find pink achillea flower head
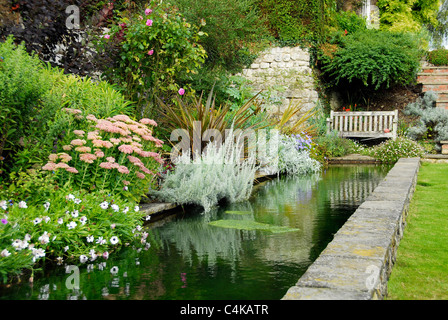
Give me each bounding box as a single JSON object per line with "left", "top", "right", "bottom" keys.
{"left": 118, "top": 165, "right": 130, "bottom": 174}
{"left": 136, "top": 172, "right": 146, "bottom": 179}
{"left": 106, "top": 157, "right": 116, "bottom": 163}
{"left": 59, "top": 153, "right": 72, "bottom": 163}
{"left": 92, "top": 139, "right": 105, "bottom": 147}
{"left": 178, "top": 88, "right": 185, "bottom": 96}
{"left": 146, "top": 19, "right": 153, "bottom": 26}
{"left": 102, "top": 141, "right": 114, "bottom": 149}
{"left": 118, "top": 144, "right": 134, "bottom": 154}
{"left": 49, "top": 154, "right": 58, "bottom": 162}
{"left": 86, "top": 114, "right": 98, "bottom": 122}
{"left": 110, "top": 138, "right": 121, "bottom": 145}
{"left": 55, "top": 162, "right": 70, "bottom": 169}
{"left": 145, "top": 8, "right": 152, "bottom": 15}
{"left": 140, "top": 118, "right": 157, "bottom": 126}
{"left": 79, "top": 153, "right": 97, "bottom": 163}
{"left": 73, "top": 130, "right": 85, "bottom": 136}
{"left": 71, "top": 139, "right": 86, "bottom": 146}
{"left": 62, "top": 145, "right": 73, "bottom": 151}
{"left": 113, "top": 115, "right": 131, "bottom": 122}
{"left": 75, "top": 146, "right": 92, "bottom": 153}
{"left": 100, "top": 162, "right": 116, "bottom": 170}
{"left": 94, "top": 149, "right": 105, "bottom": 158}
{"left": 147, "top": 49, "right": 154, "bottom": 56}
{"left": 66, "top": 167, "right": 79, "bottom": 174}
{"left": 122, "top": 180, "right": 130, "bottom": 186}
{"left": 42, "top": 162, "right": 57, "bottom": 171}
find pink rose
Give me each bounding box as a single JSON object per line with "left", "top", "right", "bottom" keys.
{"left": 146, "top": 19, "right": 153, "bottom": 26}
{"left": 178, "top": 88, "right": 185, "bottom": 96}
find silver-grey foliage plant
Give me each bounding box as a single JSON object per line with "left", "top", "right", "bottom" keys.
{"left": 152, "top": 129, "right": 257, "bottom": 214}
{"left": 404, "top": 91, "right": 448, "bottom": 148}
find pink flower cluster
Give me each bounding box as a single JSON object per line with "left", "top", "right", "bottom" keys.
{"left": 42, "top": 153, "right": 78, "bottom": 173}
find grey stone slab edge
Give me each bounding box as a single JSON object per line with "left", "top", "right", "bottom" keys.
{"left": 282, "top": 157, "right": 421, "bottom": 300}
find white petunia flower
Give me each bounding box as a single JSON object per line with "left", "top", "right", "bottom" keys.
{"left": 1, "top": 249, "right": 11, "bottom": 257}
{"left": 1, "top": 200, "right": 8, "bottom": 210}
{"left": 100, "top": 201, "right": 109, "bottom": 209}
{"left": 86, "top": 235, "right": 94, "bottom": 243}
{"left": 38, "top": 231, "right": 50, "bottom": 244}
{"left": 111, "top": 204, "right": 119, "bottom": 212}
{"left": 71, "top": 210, "right": 79, "bottom": 218}
{"left": 79, "top": 255, "right": 88, "bottom": 263}
{"left": 43, "top": 216, "right": 50, "bottom": 223}
{"left": 18, "top": 201, "right": 27, "bottom": 208}
{"left": 64, "top": 246, "right": 69, "bottom": 252}
{"left": 110, "top": 236, "right": 119, "bottom": 245}
{"left": 43, "top": 202, "right": 50, "bottom": 211}
{"left": 57, "top": 218, "right": 63, "bottom": 225}
{"left": 110, "top": 266, "right": 119, "bottom": 274}
{"left": 96, "top": 237, "right": 106, "bottom": 245}
{"left": 79, "top": 216, "right": 87, "bottom": 225}
{"left": 67, "top": 194, "right": 75, "bottom": 201}
{"left": 145, "top": 215, "right": 151, "bottom": 221}
{"left": 33, "top": 217, "right": 42, "bottom": 225}
{"left": 74, "top": 198, "right": 82, "bottom": 204}
{"left": 134, "top": 205, "right": 140, "bottom": 212}
{"left": 67, "top": 221, "right": 77, "bottom": 230}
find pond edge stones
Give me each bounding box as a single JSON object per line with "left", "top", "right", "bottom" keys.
{"left": 282, "top": 158, "right": 421, "bottom": 300}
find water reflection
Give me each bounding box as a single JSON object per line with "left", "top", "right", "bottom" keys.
{"left": 0, "top": 165, "right": 391, "bottom": 300}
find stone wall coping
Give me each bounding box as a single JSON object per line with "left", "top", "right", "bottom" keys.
{"left": 282, "top": 158, "right": 421, "bottom": 300}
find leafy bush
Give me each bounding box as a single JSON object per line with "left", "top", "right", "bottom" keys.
{"left": 333, "top": 10, "right": 367, "bottom": 35}
{"left": 404, "top": 91, "right": 448, "bottom": 148}
{"left": 152, "top": 129, "right": 257, "bottom": 213}
{"left": 312, "top": 132, "right": 365, "bottom": 163}
{"left": 365, "top": 137, "right": 425, "bottom": 163}
{"left": 427, "top": 48, "right": 448, "bottom": 66}
{"left": 0, "top": 37, "right": 52, "bottom": 177}
{"left": 320, "top": 29, "right": 424, "bottom": 90}
{"left": 172, "top": 0, "right": 269, "bottom": 72}
{"left": 277, "top": 134, "right": 322, "bottom": 175}
{"left": 95, "top": 1, "right": 207, "bottom": 117}
{"left": 0, "top": 188, "right": 149, "bottom": 283}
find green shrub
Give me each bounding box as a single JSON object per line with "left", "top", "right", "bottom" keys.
{"left": 0, "top": 37, "right": 52, "bottom": 177}
{"left": 320, "top": 29, "right": 424, "bottom": 90}
{"left": 172, "top": 0, "right": 269, "bottom": 73}
{"left": 334, "top": 10, "right": 367, "bottom": 34}
{"left": 427, "top": 49, "right": 448, "bottom": 66}
{"left": 313, "top": 132, "right": 365, "bottom": 161}
{"left": 94, "top": 0, "right": 207, "bottom": 117}
{"left": 365, "top": 137, "right": 425, "bottom": 163}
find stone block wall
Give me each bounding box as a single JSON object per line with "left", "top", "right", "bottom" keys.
{"left": 240, "top": 46, "right": 319, "bottom": 120}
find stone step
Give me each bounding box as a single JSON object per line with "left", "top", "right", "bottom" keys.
{"left": 417, "top": 74, "right": 448, "bottom": 83}
{"left": 422, "top": 83, "right": 448, "bottom": 91}
{"left": 421, "top": 66, "right": 448, "bottom": 74}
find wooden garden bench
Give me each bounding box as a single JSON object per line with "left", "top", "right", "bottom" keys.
{"left": 326, "top": 110, "right": 398, "bottom": 140}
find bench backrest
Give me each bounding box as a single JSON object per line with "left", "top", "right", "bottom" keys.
{"left": 327, "top": 110, "right": 398, "bottom": 140}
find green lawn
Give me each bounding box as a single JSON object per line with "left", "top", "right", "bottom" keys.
{"left": 387, "top": 162, "right": 448, "bottom": 300}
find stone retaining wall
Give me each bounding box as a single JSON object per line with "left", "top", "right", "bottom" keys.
{"left": 282, "top": 158, "right": 421, "bottom": 300}
{"left": 240, "top": 46, "right": 319, "bottom": 119}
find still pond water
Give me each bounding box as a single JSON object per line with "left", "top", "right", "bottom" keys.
{"left": 0, "top": 165, "right": 391, "bottom": 300}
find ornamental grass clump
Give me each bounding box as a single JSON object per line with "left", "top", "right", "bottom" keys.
{"left": 41, "top": 109, "right": 164, "bottom": 202}
{"left": 0, "top": 191, "right": 151, "bottom": 283}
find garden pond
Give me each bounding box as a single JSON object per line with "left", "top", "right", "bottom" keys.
{"left": 0, "top": 165, "right": 391, "bottom": 300}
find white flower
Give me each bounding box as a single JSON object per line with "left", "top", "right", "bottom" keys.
{"left": 24, "top": 234, "right": 31, "bottom": 241}
{"left": 134, "top": 205, "right": 140, "bottom": 212}
{"left": 56, "top": 257, "right": 63, "bottom": 265}
{"left": 67, "top": 194, "right": 75, "bottom": 201}
{"left": 79, "top": 255, "right": 88, "bottom": 263}
{"left": 18, "top": 201, "right": 27, "bottom": 208}
{"left": 89, "top": 249, "right": 97, "bottom": 261}
{"left": 110, "top": 236, "right": 119, "bottom": 245}
{"left": 57, "top": 218, "right": 63, "bottom": 225}
{"left": 1, "top": 249, "right": 11, "bottom": 257}
{"left": 80, "top": 216, "right": 87, "bottom": 225}
{"left": 103, "top": 251, "right": 109, "bottom": 260}
{"left": 86, "top": 235, "right": 94, "bottom": 243}
{"left": 110, "top": 266, "right": 119, "bottom": 274}
{"left": 74, "top": 198, "right": 82, "bottom": 204}
{"left": 38, "top": 231, "right": 50, "bottom": 244}
{"left": 0, "top": 200, "right": 7, "bottom": 210}
{"left": 96, "top": 237, "right": 106, "bottom": 245}
{"left": 43, "top": 216, "right": 50, "bottom": 223}
{"left": 12, "top": 239, "right": 22, "bottom": 249}
{"left": 31, "top": 248, "right": 45, "bottom": 260}
{"left": 111, "top": 204, "right": 119, "bottom": 212}
{"left": 71, "top": 210, "right": 79, "bottom": 218}
{"left": 33, "top": 217, "right": 42, "bottom": 225}
{"left": 122, "top": 206, "right": 129, "bottom": 214}
{"left": 145, "top": 215, "right": 151, "bottom": 221}
{"left": 100, "top": 201, "right": 109, "bottom": 209}
{"left": 43, "top": 202, "right": 50, "bottom": 211}
{"left": 67, "top": 221, "right": 77, "bottom": 230}
{"left": 64, "top": 246, "right": 69, "bottom": 252}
